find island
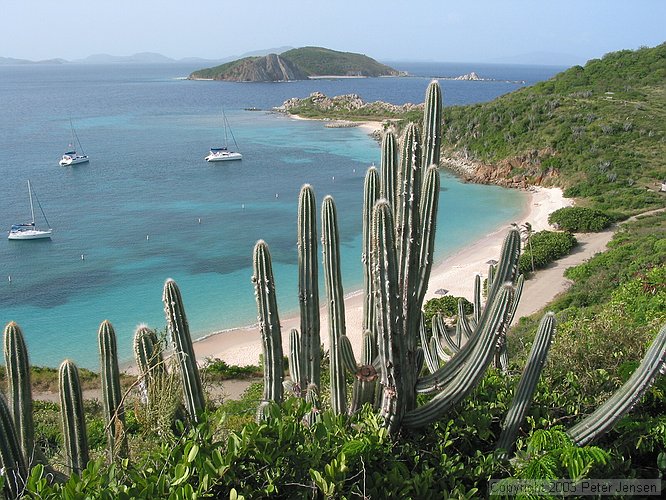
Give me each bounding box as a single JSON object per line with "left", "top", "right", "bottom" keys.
{"left": 188, "top": 46, "right": 403, "bottom": 82}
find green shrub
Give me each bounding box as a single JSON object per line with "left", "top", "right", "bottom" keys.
{"left": 519, "top": 230, "right": 577, "bottom": 274}
{"left": 548, "top": 206, "right": 613, "bottom": 232}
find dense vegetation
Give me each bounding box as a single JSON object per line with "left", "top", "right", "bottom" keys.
{"left": 441, "top": 43, "right": 666, "bottom": 215}
{"left": 548, "top": 206, "right": 613, "bottom": 232}
{"left": 280, "top": 46, "right": 400, "bottom": 77}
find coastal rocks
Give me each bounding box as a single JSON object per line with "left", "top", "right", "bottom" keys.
{"left": 278, "top": 92, "right": 422, "bottom": 115}
{"left": 454, "top": 71, "right": 482, "bottom": 81}
{"left": 443, "top": 148, "right": 559, "bottom": 189}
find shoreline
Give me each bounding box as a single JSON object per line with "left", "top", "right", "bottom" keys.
{"left": 189, "top": 184, "right": 572, "bottom": 368}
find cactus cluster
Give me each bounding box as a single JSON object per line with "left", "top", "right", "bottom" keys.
{"left": 252, "top": 81, "right": 532, "bottom": 433}
{"left": 0, "top": 278, "right": 208, "bottom": 498}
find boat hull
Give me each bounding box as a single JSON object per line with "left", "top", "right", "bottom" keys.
{"left": 205, "top": 152, "right": 242, "bottom": 162}
{"left": 8, "top": 229, "right": 52, "bottom": 240}
{"left": 59, "top": 155, "right": 89, "bottom": 166}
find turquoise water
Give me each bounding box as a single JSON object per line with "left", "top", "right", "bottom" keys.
{"left": 0, "top": 63, "right": 556, "bottom": 368}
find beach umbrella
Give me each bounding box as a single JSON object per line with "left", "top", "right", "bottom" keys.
{"left": 435, "top": 288, "right": 449, "bottom": 295}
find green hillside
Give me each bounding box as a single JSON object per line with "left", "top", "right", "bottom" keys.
{"left": 189, "top": 47, "right": 400, "bottom": 81}
{"left": 442, "top": 43, "right": 666, "bottom": 215}
{"left": 280, "top": 46, "right": 400, "bottom": 77}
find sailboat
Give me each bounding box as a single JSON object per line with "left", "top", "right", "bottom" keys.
{"left": 205, "top": 109, "right": 242, "bottom": 162}
{"left": 59, "top": 119, "right": 89, "bottom": 166}
{"left": 8, "top": 180, "right": 53, "bottom": 240}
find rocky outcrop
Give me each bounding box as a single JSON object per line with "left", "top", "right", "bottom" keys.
{"left": 278, "top": 91, "right": 422, "bottom": 114}
{"left": 454, "top": 71, "right": 482, "bottom": 81}
{"left": 211, "top": 54, "right": 307, "bottom": 82}
{"left": 442, "top": 148, "right": 559, "bottom": 189}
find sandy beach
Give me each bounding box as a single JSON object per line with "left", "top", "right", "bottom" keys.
{"left": 192, "top": 180, "right": 576, "bottom": 367}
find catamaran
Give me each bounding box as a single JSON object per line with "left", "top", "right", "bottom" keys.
{"left": 8, "top": 180, "right": 52, "bottom": 240}
{"left": 59, "top": 119, "right": 89, "bottom": 166}
{"left": 205, "top": 109, "right": 242, "bottom": 162}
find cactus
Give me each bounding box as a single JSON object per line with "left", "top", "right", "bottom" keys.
{"left": 163, "top": 278, "right": 205, "bottom": 421}
{"left": 287, "top": 328, "right": 303, "bottom": 396}
{"left": 59, "top": 359, "right": 89, "bottom": 476}
{"left": 496, "top": 312, "right": 556, "bottom": 458}
{"left": 253, "top": 240, "right": 284, "bottom": 409}
{"left": 3, "top": 322, "right": 35, "bottom": 466}
{"left": 380, "top": 130, "right": 397, "bottom": 210}
{"left": 133, "top": 324, "right": 166, "bottom": 401}
{"left": 321, "top": 196, "right": 348, "bottom": 415}
{"left": 421, "top": 79, "right": 442, "bottom": 169}
{"left": 303, "top": 384, "right": 322, "bottom": 427}
{"left": 567, "top": 323, "right": 666, "bottom": 446}
{"left": 0, "top": 392, "right": 27, "bottom": 500}
{"left": 362, "top": 167, "right": 380, "bottom": 336}
{"left": 98, "top": 320, "right": 127, "bottom": 460}
{"left": 297, "top": 184, "right": 321, "bottom": 390}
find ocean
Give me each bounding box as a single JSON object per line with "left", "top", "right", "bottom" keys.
{"left": 0, "top": 61, "right": 564, "bottom": 369}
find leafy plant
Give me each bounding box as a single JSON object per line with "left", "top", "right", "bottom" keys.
{"left": 548, "top": 206, "right": 613, "bottom": 232}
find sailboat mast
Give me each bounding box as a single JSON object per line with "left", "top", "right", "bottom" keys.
{"left": 27, "top": 180, "right": 36, "bottom": 225}
{"left": 223, "top": 109, "right": 229, "bottom": 148}
{"left": 70, "top": 119, "right": 85, "bottom": 155}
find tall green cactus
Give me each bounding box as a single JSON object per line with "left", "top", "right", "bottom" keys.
{"left": 0, "top": 392, "right": 27, "bottom": 500}
{"left": 421, "top": 79, "right": 442, "bottom": 169}
{"left": 380, "top": 130, "right": 398, "bottom": 210}
{"left": 3, "top": 322, "right": 35, "bottom": 465}
{"left": 321, "top": 196, "right": 348, "bottom": 415}
{"left": 98, "top": 320, "right": 127, "bottom": 460}
{"left": 362, "top": 167, "right": 380, "bottom": 335}
{"left": 496, "top": 312, "right": 556, "bottom": 458}
{"left": 297, "top": 184, "right": 321, "bottom": 390}
{"left": 567, "top": 323, "right": 666, "bottom": 446}
{"left": 252, "top": 240, "right": 284, "bottom": 409}
{"left": 133, "top": 324, "right": 166, "bottom": 397}
{"left": 59, "top": 359, "right": 89, "bottom": 476}
{"left": 163, "top": 279, "right": 205, "bottom": 421}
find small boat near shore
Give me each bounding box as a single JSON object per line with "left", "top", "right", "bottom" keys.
{"left": 8, "top": 180, "right": 52, "bottom": 240}
{"left": 205, "top": 109, "right": 242, "bottom": 162}
{"left": 59, "top": 119, "right": 89, "bottom": 166}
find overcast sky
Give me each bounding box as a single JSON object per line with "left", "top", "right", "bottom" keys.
{"left": 3, "top": 0, "right": 664, "bottom": 65}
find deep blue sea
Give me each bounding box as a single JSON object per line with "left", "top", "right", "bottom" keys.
{"left": 0, "top": 61, "right": 564, "bottom": 369}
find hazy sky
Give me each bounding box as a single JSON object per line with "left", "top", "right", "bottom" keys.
{"left": 3, "top": 0, "right": 664, "bottom": 65}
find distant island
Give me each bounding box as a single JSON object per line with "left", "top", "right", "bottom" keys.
{"left": 188, "top": 47, "right": 403, "bottom": 82}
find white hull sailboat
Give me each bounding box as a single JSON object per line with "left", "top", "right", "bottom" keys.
{"left": 205, "top": 109, "right": 242, "bottom": 162}
{"left": 8, "top": 180, "right": 52, "bottom": 240}
{"left": 59, "top": 119, "right": 89, "bottom": 166}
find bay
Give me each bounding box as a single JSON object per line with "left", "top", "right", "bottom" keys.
{"left": 0, "top": 61, "right": 563, "bottom": 368}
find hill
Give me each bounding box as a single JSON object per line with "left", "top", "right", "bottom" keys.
{"left": 441, "top": 43, "right": 666, "bottom": 215}
{"left": 189, "top": 46, "right": 401, "bottom": 82}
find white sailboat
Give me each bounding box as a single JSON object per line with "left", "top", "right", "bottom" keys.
{"left": 205, "top": 109, "right": 242, "bottom": 162}
{"left": 59, "top": 119, "right": 89, "bottom": 166}
{"left": 8, "top": 180, "right": 53, "bottom": 240}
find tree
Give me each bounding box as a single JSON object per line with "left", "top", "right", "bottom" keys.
{"left": 520, "top": 222, "right": 535, "bottom": 273}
